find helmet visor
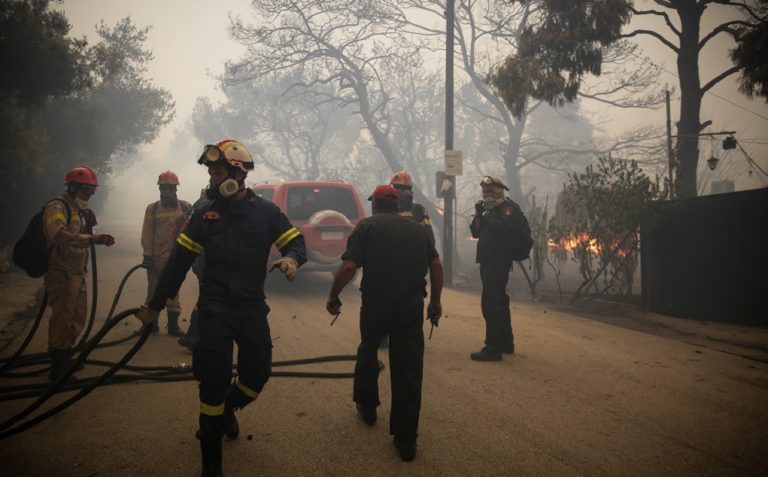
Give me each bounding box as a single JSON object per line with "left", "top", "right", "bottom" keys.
{"left": 198, "top": 144, "right": 254, "bottom": 171}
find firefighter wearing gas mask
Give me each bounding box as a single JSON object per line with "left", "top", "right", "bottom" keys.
{"left": 140, "top": 170, "right": 192, "bottom": 336}
{"left": 44, "top": 166, "right": 115, "bottom": 380}
{"left": 136, "top": 139, "right": 306, "bottom": 477}
{"left": 469, "top": 176, "right": 517, "bottom": 361}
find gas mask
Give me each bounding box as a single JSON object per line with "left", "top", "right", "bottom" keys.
{"left": 482, "top": 188, "right": 505, "bottom": 211}
{"left": 205, "top": 177, "right": 242, "bottom": 200}
{"left": 160, "top": 196, "right": 178, "bottom": 208}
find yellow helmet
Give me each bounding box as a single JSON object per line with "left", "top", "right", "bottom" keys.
{"left": 198, "top": 139, "right": 254, "bottom": 173}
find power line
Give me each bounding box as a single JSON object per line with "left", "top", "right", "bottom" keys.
{"left": 631, "top": 51, "right": 768, "bottom": 122}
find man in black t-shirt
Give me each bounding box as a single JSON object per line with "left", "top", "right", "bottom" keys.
{"left": 326, "top": 184, "right": 443, "bottom": 462}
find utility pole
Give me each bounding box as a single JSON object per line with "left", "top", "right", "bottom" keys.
{"left": 665, "top": 90, "right": 675, "bottom": 197}
{"left": 444, "top": 0, "right": 455, "bottom": 286}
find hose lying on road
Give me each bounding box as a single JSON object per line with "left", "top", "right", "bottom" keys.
{"left": 0, "top": 261, "right": 380, "bottom": 440}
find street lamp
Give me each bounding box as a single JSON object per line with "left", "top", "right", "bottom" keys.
{"left": 707, "top": 155, "right": 719, "bottom": 171}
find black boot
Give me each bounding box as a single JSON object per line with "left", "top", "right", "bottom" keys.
{"left": 223, "top": 403, "right": 239, "bottom": 439}
{"left": 167, "top": 312, "right": 183, "bottom": 337}
{"left": 48, "top": 349, "right": 73, "bottom": 381}
{"left": 200, "top": 439, "right": 222, "bottom": 477}
{"left": 470, "top": 346, "right": 502, "bottom": 362}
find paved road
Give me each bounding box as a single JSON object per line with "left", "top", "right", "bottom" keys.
{"left": 1, "top": 245, "right": 767, "bottom": 476}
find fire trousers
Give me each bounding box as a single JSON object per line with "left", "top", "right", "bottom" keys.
{"left": 44, "top": 270, "right": 87, "bottom": 350}
{"left": 354, "top": 295, "right": 424, "bottom": 438}
{"left": 480, "top": 259, "right": 514, "bottom": 351}
{"left": 193, "top": 300, "right": 272, "bottom": 440}
{"left": 146, "top": 262, "right": 181, "bottom": 315}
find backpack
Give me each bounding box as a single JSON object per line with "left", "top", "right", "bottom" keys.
{"left": 507, "top": 200, "right": 534, "bottom": 261}
{"left": 13, "top": 199, "right": 72, "bottom": 278}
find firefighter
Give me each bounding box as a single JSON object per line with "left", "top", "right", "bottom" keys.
{"left": 44, "top": 166, "right": 115, "bottom": 380}
{"left": 140, "top": 170, "right": 192, "bottom": 336}
{"left": 382, "top": 170, "right": 436, "bottom": 349}
{"left": 390, "top": 170, "right": 435, "bottom": 245}
{"left": 327, "top": 184, "right": 443, "bottom": 462}
{"left": 469, "top": 176, "right": 518, "bottom": 361}
{"left": 136, "top": 139, "right": 306, "bottom": 477}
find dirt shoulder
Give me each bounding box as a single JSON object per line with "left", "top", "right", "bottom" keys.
{"left": 0, "top": 270, "right": 43, "bottom": 354}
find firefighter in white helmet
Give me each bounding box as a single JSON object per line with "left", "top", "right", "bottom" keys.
{"left": 140, "top": 170, "right": 192, "bottom": 336}
{"left": 136, "top": 139, "right": 307, "bottom": 477}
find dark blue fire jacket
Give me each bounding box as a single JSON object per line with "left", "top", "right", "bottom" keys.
{"left": 148, "top": 189, "right": 306, "bottom": 309}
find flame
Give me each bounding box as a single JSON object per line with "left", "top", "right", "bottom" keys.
{"left": 548, "top": 233, "right": 633, "bottom": 257}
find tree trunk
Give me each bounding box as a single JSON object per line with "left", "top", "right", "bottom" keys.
{"left": 505, "top": 113, "right": 526, "bottom": 204}
{"left": 675, "top": 2, "right": 704, "bottom": 199}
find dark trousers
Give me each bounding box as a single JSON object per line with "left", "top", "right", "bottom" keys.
{"left": 354, "top": 295, "right": 425, "bottom": 438}
{"left": 193, "top": 300, "right": 272, "bottom": 440}
{"left": 480, "top": 260, "right": 514, "bottom": 351}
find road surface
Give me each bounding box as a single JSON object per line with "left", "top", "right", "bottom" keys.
{"left": 1, "top": 243, "right": 767, "bottom": 476}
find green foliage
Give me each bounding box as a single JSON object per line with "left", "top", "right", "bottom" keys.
{"left": 488, "top": 0, "right": 632, "bottom": 118}
{"left": 0, "top": 1, "right": 174, "bottom": 246}
{"left": 730, "top": 2, "right": 768, "bottom": 101}
{"left": 0, "top": 0, "right": 81, "bottom": 106}
{"left": 549, "top": 155, "right": 668, "bottom": 301}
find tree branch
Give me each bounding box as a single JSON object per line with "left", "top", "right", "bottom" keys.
{"left": 699, "top": 20, "right": 753, "bottom": 50}
{"left": 630, "top": 7, "right": 681, "bottom": 37}
{"left": 701, "top": 65, "right": 740, "bottom": 94}
{"left": 621, "top": 30, "right": 679, "bottom": 53}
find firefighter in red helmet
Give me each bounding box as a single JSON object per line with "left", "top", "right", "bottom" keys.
{"left": 43, "top": 166, "right": 115, "bottom": 380}
{"left": 140, "top": 170, "right": 192, "bottom": 335}
{"left": 390, "top": 170, "right": 435, "bottom": 245}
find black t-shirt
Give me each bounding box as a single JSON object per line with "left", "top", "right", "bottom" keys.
{"left": 342, "top": 212, "right": 439, "bottom": 305}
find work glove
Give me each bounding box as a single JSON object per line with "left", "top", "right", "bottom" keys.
{"left": 269, "top": 257, "right": 299, "bottom": 281}
{"left": 81, "top": 208, "right": 97, "bottom": 228}
{"left": 427, "top": 302, "right": 442, "bottom": 326}
{"left": 92, "top": 233, "right": 116, "bottom": 247}
{"left": 136, "top": 305, "right": 160, "bottom": 326}
{"left": 141, "top": 255, "right": 154, "bottom": 270}
{"left": 474, "top": 200, "right": 485, "bottom": 215}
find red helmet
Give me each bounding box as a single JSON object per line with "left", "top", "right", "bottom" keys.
{"left": 158, "top": 170, "right": 180, "bottom": 185}
{"left": 65, "top": 166, "right": 99, "bottom": 186}
{"left": 390, "top": 170, "right": 413, "bottom": 188}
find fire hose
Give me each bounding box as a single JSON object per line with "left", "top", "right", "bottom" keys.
{"left": 0, "top": 251, "right": 380, "bottom": 440}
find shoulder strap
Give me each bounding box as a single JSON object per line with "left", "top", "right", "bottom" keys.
{"left": 45, "top": 198, "right": 72, "bottom": 225}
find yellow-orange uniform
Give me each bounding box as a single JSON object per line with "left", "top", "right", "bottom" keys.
{"left": 141, "top": 200, "right": 192, "bottom": 314}
{"left": 42, "top": 193, "right": 91, "bottom": 350}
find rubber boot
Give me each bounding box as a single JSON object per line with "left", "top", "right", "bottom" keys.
{"left": 167, "top": 312, "right": 183, "bottom": 337}
{"left": 223, "top": 403, "right": 240, "bottom": 439}
{"left": 200, "top": 438, "right": 223, "bottom": 477}
{"left": 151, "top": 319, "right": 159, "bottom": 334}
{"left": 48, "top": 349, "right": 72, "bottom": 381}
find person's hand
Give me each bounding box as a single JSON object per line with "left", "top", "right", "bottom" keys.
{"left": 269, "top": 257, "right": 298, "bottom": 281}
{"left": 427, "top": 302, "right": 442, "bottom": 326}
{"left": 326, "top": 296, "right": 342, "bottom": 315}
{"left": 474, "top": 200, "right": 485, "bottom": 215}
{"left": 136, "top": 305, "right": 160, "bottom": 326}
{"left": 92, "top": 233, "right": 115, "bottom": 246}
{"left": 81, "top": 208, "right": 97, "bottom": 228}
{"left": 141, "top": 255, "right": 154, "bottom": 269}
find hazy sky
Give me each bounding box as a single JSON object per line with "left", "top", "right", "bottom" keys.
{"left": 57, "top": 0, "right": 768, "bottom": 224}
